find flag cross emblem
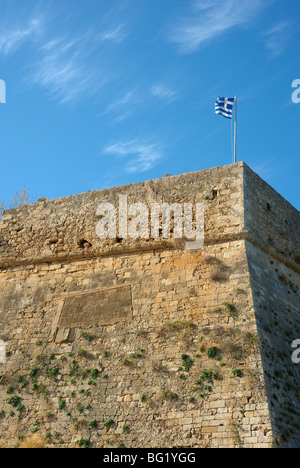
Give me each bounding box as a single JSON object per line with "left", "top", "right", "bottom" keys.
{"left": 215, "top": 97, "right": 234, "bottom": 119}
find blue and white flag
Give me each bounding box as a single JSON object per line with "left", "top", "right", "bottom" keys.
{"left": 215, "top": 97, "right": 234, "bottom": 119}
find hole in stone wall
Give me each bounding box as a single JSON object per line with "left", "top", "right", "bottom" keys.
{"left": 78, "top": 239, "right": 92, "bottom": 249}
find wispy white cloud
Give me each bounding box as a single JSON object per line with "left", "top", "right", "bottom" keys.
{"left": 102, "top": 90, "right": 137, "bottom": 122}
{"left": 151, "top": 84, "right": 178, "bottom": 103}
{"left": 105, "top": 91, "right": 135, "bottom": 111}
{"left": 102, "top": 83, "right": 179, "bottom": 124}
{"left": 0, "top": 5, "right": 129, "bottom": 105}
{"left": 169, "top": 0, "right": 268, "bottom": 54}
{"left": 25, "top": 19, "right": 128, "bottom": 105}
{"left": 97, "top": 24, "right": 128, "bottom": 44}
{"left": 0, "top": 17, "right": 44, "bottom": 56}
{"left": 28, "top": 35, "right": 108, "bottom": 105}
{"left": 262, "top": 22, "right": 292, "bottom": 58}
{"left": 103, "top": 139, "right": 165, "bottom": 173}
{"left": 31, "top": 22, "right": 130, "bottom": 104}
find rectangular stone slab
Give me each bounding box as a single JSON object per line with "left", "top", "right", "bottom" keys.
{"left": 57, "top": 285, "right": 132, "bottom": 328}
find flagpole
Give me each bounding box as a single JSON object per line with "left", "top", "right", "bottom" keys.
{"left": 234, "top": 95, "right": 237, "bottom": 163}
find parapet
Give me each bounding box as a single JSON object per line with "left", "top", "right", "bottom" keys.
{"left": 1, "top": 161, "right": 299, "bottom": 272}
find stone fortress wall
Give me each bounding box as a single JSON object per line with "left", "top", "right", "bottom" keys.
{"left": 0, "top": 162, "right": 299, "bottom": 448}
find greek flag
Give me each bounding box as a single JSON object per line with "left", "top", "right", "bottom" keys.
{"left": 215, "top": 97, "right": 234, "bottom": 119}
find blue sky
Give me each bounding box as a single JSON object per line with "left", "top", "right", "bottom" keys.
{"left": 0, "top": 0, "right": 299, "bottom": 210}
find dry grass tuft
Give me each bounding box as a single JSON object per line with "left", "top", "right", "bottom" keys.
{"left": 19, "top": 434, "right": 45, "bottom": 449}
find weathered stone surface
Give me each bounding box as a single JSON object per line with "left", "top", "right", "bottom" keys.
{"left": 57, "top": 285, "right": 132, "bottom": 329}
{"left": 0, "top": 162, "right": 299, "bottom": 448}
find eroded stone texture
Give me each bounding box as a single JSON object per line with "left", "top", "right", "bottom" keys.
{"left": 0, "top": 162, "right": 299, "bottom": 448}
